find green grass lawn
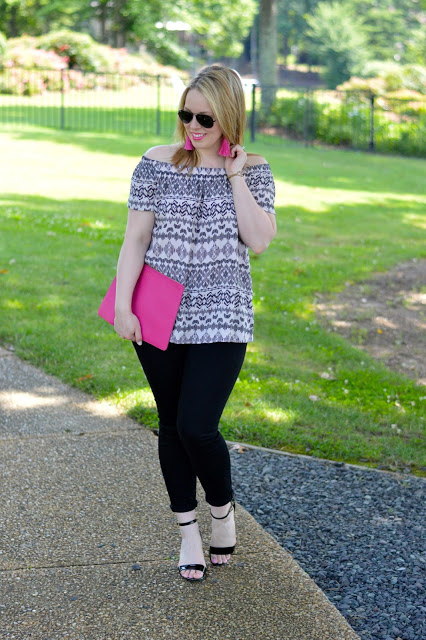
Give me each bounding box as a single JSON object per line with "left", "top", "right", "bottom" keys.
{"left": 1, "top": 126, "right": 425, "bottom": 475}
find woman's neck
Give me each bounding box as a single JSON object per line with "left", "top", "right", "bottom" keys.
{"left": 198, "top": 151, "right": 226, "bottom": 169}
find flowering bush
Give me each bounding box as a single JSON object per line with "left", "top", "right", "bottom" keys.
{"left": 37, "top": 30, "right": 104, "bottom": 72}
{"left": 5, "top": 45, "right": 67, "bottom": 70}
{"left": 67, "top": 69, "right": 87, "bottom": 90}
{"left": 0, "top": 67, "right": 46, "bottom": 95}
{"left": 355, "top": 61, "right": 426, "bottom": 95}
{"left": 337, "top": 76, "right": 386, "bottom": 95}
{"left": 95, "top": 44, "right": 147, "bottom": 75}
{"left": 6, "top": 35, "right": 38, "bottom": 50}
{"left": 0, "top": 30, "right": 185, "bottom": 95}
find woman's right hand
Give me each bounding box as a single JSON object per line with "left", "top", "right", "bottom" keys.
{"left": 114, "top": 310, "right": 143, "bottom": 345}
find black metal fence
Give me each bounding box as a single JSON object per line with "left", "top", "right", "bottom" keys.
{"left": 0, "top": 66, "right": 181, "bottom": 135}
{"left": 257, "top": 85, "right": 425, "bottom": 157}
{"left": 0, "top": 66, "right": 424, "bottom": 157}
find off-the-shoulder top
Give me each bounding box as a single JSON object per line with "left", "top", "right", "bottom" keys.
{"left": 127, "top": 155, "right": 276, "bottom": 344}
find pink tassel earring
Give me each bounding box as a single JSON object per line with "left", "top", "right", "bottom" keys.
{"left": 219, "top": 137, "right": 231, "bottom": 157}
{"left": 184, "top": 135, "right": 194, "bottom": 151}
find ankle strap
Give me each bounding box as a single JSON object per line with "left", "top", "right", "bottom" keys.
{"left": 178, "top": 518, "right": 197, "bottom": 527}
{"left": 210, "top": 498, "right": 235, "bottom": 520}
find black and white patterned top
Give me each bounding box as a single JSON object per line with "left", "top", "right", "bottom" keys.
{"left": 127, "top": 155, "right": 276, "bottom": 344}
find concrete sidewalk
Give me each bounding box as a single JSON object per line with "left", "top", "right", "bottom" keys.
{"left": 0, "top": 346, "right": 360, "bottom": 640}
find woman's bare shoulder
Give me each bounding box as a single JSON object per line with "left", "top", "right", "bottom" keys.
{"left": 245, "top": 153, "right": 269, "bottom": 166}
{"left": 144, "top": 143, "right": 181, "bottom": 163}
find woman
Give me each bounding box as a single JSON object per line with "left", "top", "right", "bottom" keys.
{"left": 114, "top": 65, "right": 276, "bottom": 582}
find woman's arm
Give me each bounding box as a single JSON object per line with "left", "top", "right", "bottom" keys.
{"left": 225, "top": 148, "right": 277, "bottom": 254}
{"left": 229, "top": 172, "right": 276, "bottom": 254}
{"left": 114, "top": 209, "right": 155, "bottom": 343}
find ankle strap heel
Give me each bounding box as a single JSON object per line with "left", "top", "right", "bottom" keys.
{"left": 178, "top": 518, "right": 197, "bottom": 527}
{"left": 177, "top": 517, "right": 207, "bottom": 582}
{"left": 209, "top": 498, "right": 236, "bottom": 566}
{"left": 210, "top": 498, "right": 236, "bottom": 520}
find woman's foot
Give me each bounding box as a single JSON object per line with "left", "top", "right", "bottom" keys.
{"left": 177, "top": 510, "right": 206, "bottom": 580}
{"left": 210, "top": 501, "right": 236, "bottom": 565}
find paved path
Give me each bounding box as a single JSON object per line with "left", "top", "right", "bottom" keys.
{"left": 0, "top": 346, "right": 360, "bottom": 640}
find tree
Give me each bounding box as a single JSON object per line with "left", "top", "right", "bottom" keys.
{"left": 275, "top": 0, "right": 426, "bottom": 70}
{"left": 405, "top": 27, "right": 426, "bottom": 65}
{"left": 184, "top": 0, "right": 257, "bottom": 60}
{"left": 0, "top": 28, "right": 6, "bottom": 59}
{"left": 136, "top": 0, "right": 257, "bottom": 68}
{"left": 0, "top": 0, "right": 258, "bottom": 69}
{"left": 305, "top": 1, "right": 369, "bottom": 88}
{"left": 259, "top": 0, "right": 278, "bottom": 111}
{"left": 350, "top": 0, "right": 425, "bottom": 64}
{"left": 277, "top": 0, "right": 321, "bottom": 67}
{"left": 0, "top": 0, "right": 91, "bottom": 37}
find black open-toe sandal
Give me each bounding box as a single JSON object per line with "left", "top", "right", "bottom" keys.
{"left": 209, "top": 498, "right": 236, "bottom": 566}
{"left": 177, "top": 518, "right": 206, "bottom": 582}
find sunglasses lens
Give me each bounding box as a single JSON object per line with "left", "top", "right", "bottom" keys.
{"left": 178, "top": 110, "right": 193, "bottom": 124}
{"left": 196, "top": 114, "right": 214, "bottom": 128}
{"left": 178, "top": 110, "right": 215, "bottom": 129}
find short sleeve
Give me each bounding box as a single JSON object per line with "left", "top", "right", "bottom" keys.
{"left": 244, "top": 164, "right": 276, "bottom": 215}
{"left": 127, "top": 156, "right": 157, "bottom": 212}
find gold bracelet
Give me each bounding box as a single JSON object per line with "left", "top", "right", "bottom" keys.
{"left": 227, "top": 171, "right": 244, "bottom": 180}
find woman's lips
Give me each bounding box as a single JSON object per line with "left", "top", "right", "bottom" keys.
{"left": 191, "top": 133, "right": 206, "bottom": 141}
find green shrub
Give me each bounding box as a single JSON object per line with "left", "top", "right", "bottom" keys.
{"left": 144, "top": 37, "right": 192, "bottom": 71}
{"left": 401, "top": 65, "right": 426, "bottom": 94}
{"left": 382, "top": 68, "right": 405, "bottom": 93}
{"left": 374, "top": 116, "right": 425, "bottom": 156}
{"left": 361, "top": 60, "right": 402, "bottom": 78}
{"left": 265, "top": 95, "right": 311, "bottom": 137}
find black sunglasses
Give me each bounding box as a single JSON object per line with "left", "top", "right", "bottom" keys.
{"left": 178, "top": 110, "right": 216, "bottom": 129}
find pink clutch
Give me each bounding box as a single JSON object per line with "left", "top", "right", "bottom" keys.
{"left": 98, "top": 264, "right": 184, "bottom": 351}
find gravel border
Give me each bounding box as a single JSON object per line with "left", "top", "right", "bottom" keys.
{"left": 229, "top": 444, "right": 425, "bottom": 640}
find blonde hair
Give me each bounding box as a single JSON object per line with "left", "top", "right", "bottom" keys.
{"left": 172, "top": 65, "right": 246, "bottom": 172}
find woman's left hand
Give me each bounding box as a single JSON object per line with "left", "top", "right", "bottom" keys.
{"left": 224, "top": 144, "right": 247, "bottom": 176}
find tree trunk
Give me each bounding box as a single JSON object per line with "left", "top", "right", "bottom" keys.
{"left": 9, "top": 5, "right": 18, "bottom": 38}
{"left": 250, "top": 21, "right": 258, "bottom": 78}
{"left": 99, "top": 3, "right": 108, "bottom": 44}
{"left": 258, "top": 0, "right": 278, "bottom": 113}
{"left": 282, "top": 33, "right": 289, "bottom": 69}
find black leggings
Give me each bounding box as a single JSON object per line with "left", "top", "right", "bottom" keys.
{"left": 132, "top": 341, "right": 247, "bottom": 512}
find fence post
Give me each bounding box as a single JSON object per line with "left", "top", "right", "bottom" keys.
{"left": 303, "top": 90, "right": 309, "bottom": 147}
{"left": 369, "top": 93, "right": 375, "bottom": 152}
{"left": 309, "top": 89, "right": 314, "bottom": 146}
{"left": 60, "top": 69, "right": 65, "bottom": 130}
{"left": 251, "top": 83, "right": 256, "bottom": 143}
{"left": 156, "top": 75, "right": 161, "bottom": 136}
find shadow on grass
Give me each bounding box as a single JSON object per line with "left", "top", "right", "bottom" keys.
{"left": 251, "top": 140, "right": 426, "bottom": 196}
{"left": 2, "top": 126, "right": 173, "bottom": 158}
{"left": 2, "top": 124, "right": 425, "bottom": 197}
